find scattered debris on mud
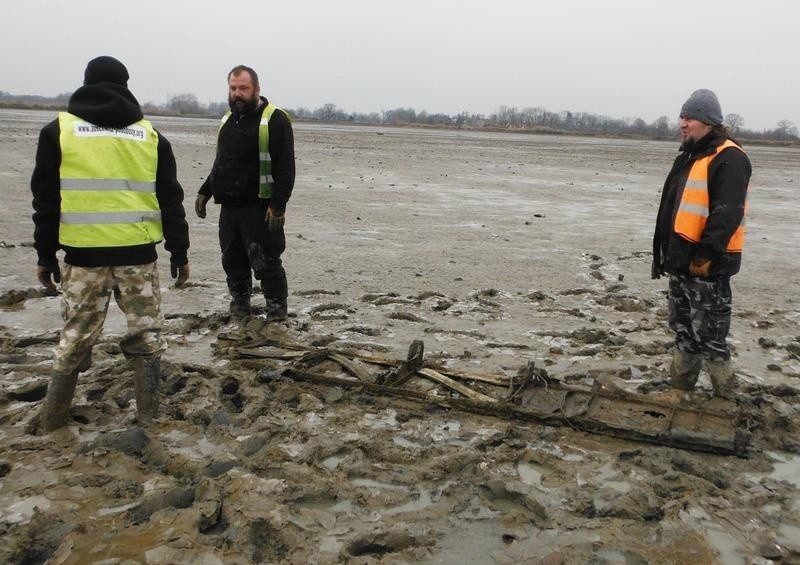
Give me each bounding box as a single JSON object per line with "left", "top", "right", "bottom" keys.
{"left": 1, "top": 304, "right": 799, "bottom": 563}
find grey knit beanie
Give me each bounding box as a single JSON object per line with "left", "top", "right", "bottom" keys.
{"left": 680, "top": 89, "right": 723, "bottom": 125}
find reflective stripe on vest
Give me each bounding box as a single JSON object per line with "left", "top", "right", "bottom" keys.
{"left": 674, "top": 139, "right": 748, "bottom": 252}
{"left": 220, "top": 102, "right": 284, "bottom": 199}
{"left": 58, "top": 112, "right": 162, "bottom": 248}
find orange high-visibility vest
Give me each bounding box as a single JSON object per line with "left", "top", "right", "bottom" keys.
{"left": 674, "top": 139, "right": 747, "bottom": 252}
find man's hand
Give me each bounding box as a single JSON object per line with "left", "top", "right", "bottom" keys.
{"left": 689, "top": 258, "right": 711, "bottom": 278}
{"left": 171, "top": 261, "right": 190, "bottom": 287}
{"left": 195, "top": 193, "right": 210, "bottom": 218}
{"left": 266, "top": 207, "right": 285, "bottom": 232}
{"left": 37, "top": 261, "right": 61, "bottom": 294}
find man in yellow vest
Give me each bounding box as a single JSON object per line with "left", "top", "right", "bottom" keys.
{"left": 30, "top": 56, "right": 191, "bottom": 433}
{"left": 652, "top": 89, "right": 751, "bottom": 399}
{"left": 194, "top": 65, "right": 295, "bottom": 321}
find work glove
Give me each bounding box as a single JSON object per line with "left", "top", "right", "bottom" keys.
{"left": 37, "top": 260, "right": 61, "bottom": 294}
{"left": 195, "top": 193, "right": 210, "bottom": 218}
{"left": 689, "top": 257, "right": 711, "bottom": 278}
{"left": 266, "top": 207, "right": 285, "bottom": 232}
{"left": 171, "top": 261, "right": 190, "bottom": 288}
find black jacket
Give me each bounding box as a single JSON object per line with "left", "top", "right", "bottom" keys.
{"left": 198, "top": 97, "right": 295, "bottom": 213}
{"left": 652, "top": 131, "right": 751, "bottom": 278}
{"left": 31, "top": 83, "right": 190, "bottom": 269}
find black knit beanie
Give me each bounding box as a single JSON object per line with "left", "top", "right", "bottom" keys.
{"left": 680, "top": 89, "right": 723, "bottom": 126}
{"left": 84, "top": 56, "right": 129, "bottom": 87}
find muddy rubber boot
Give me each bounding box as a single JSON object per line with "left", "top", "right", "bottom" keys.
{"left": 229, "top": 293, "right": 252, "bottom": 319}
{"left": 38, "top": 370, "right": 79, "bottom": 433}
{"left": 706, "top": 357, "right": 736, "bottom": 399}
{"left": 669, "top": 349, "right": 702, "bottom": 392}
{"left": 264, "top": 297, "right": 288, "bottom": 322}
{"left": 133, "top": 356, "right": 161, "bottom": 423}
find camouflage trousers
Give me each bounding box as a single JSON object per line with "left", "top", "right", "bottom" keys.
{"left": 54, "top": 262, "right": 165, "bottom": 374}
{"left": 668, "top": 274, "right": 732, "bottom": 360}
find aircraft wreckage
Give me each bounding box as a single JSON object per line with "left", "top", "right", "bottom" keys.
{"left": 219, "top": 335, "right": 750, "bottom": 457}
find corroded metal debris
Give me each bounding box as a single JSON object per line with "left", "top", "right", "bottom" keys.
{"left": 231, "top": 338, "right": 749, "bottom": 456}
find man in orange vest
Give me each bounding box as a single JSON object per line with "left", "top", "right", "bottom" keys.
{"left": 652, "top": 89, "right": 751, "bottom": 399}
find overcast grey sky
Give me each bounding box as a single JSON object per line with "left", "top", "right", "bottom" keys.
{"left": 1, "top": 0, "right": 795, "bottom": 131}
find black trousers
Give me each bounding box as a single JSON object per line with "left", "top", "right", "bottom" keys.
{"left": 219, "top": 202, "right": 287, "bottom": 300}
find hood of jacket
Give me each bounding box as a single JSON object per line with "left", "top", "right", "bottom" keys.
{"left": 67, "top": 82, "right": 144, "bottom": 128}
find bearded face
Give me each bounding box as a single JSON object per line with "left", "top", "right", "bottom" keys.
{"left": 228, "top": 71, "right": 260, "bottom": 113}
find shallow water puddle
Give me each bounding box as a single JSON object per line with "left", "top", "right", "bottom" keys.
{"left": 166, "top": 329, "right": 216, "bottom": 365}
{"left": 767, "top": 451, "right": 800, "bottom": 488}
{"left": 360, "top": 409, "right": 398, "bottom": 430}
{"left": 322, "top": 452, "right": 346, "bottom": 470}
{"left": 593, "top": 461, "right": 631, "bottom": 493}
{"left": 777, "top": 522, "right": 800, "bottom": 546}
{"left": 517, "top": 461, "right": 547, "bottom": 488}
{"left": 163, "top": 429, "right": 224, "bottom": 460}
{"left": 351, "top": 478, "right": 407, "bottom": 491}
{"left": 703, "top": 522, "right": 745, "bottom": 564}
{"left": 292, "top": 495, "right": 355, "bottom": 514}
{"left": 350, "top": 477, "right": 435, "bottom": 516}
{"left": 577, "top": 461, "right": 631, "bottom": 493}
{"left": 383, "top": 488, "right": 433, "bottom": 516}
{"left": 392, "top": 436, "right": 423, "bottom": 449}
{"left": 2, "top": 495, "right": 51, "bottom": 523}
{"left": 279, "top": 442, "right": 305, "bottom": 458}
{"left": 535, "top": 442, "right": 586, "bottom": 462}
{"left": 429, "top": 420, "right": 461, "bottom": 443}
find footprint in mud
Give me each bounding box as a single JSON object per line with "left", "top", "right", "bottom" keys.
{"left": 163, "top": 374, "right": 188, "bottom": 396}
{"left": 345, "top": 529, "right": 419, "bottom": 558}
{"left": 220, "top": 377, "right": 245, "bottom": 413}
{"left": 6, "top": 380, "right": 48, "bottom": 402}
{"left": 249, "top": 518, "right": 290, "bottom": 563}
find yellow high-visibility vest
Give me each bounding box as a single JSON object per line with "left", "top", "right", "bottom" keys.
{"left": 219, "top": 102, "right": 287, "bottom": 199}
{"left": 58, "top": 112, "right": 163, "bottom": 248}
{"left": 674, "top": 139, "right": 748, "bottom": 252}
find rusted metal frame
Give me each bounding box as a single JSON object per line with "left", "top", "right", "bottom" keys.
{"left": 278, "top": 367, "right": 746, "bottom": 456}
{"left": 230, "top": 339, "right": 510, "bottom": 386}
{"left": 327, "top": 352, "right": 374, "bottom": 382}
{"left": 377, "top": 340, "right": 425, "bottom": 387}
{"left": 417, "top": 368, "right": 497, "bottom": 403}
{"left": 235, "top": 345, "right": 732, "bottom": 424}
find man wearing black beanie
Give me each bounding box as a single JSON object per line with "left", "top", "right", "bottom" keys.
{"left": 651, "top": 89, "right": 751, "bottom": 399}
{"left": 29, "top": 56, "right": 191, "bottom": 432}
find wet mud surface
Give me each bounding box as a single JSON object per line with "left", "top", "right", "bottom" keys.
{"left": 1, "top": 110, "right": 799, "bottom": 563}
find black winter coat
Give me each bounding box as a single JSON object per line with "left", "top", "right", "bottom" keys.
{"left": 31, "top": 82, "right": 190, "bottom": 269}
{"left": 652, "top": 131, "right": 751, "bottom": 278}
{"left": 198, "top": 97, "right": 295, "bottom": 214}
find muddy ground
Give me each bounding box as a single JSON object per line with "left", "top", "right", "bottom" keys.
{"left": 0, "top": 108, "right": 799, "bottom": 564}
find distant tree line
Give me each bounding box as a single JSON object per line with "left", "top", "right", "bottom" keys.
{"left": 0, "top": 91, "right": 71, "bottom": 108}
{"left": 2, "top": 90, "right": 797, "bottom": 143}
{"left": 287, "top": 103, "right": 799, "bottom": 142}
